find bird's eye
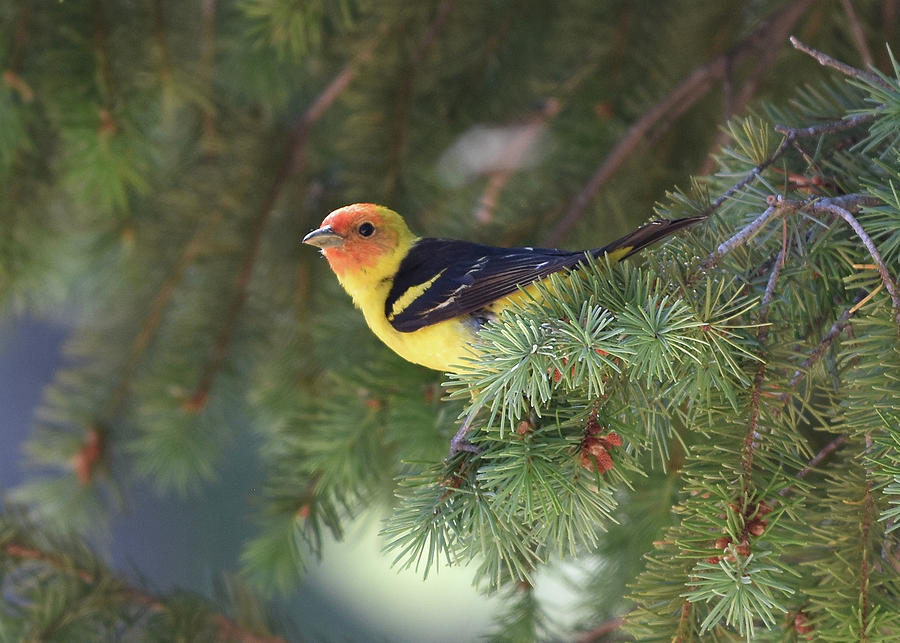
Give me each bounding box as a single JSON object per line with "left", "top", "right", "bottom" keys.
{"left": 358, "top": 222, "right": 375, "bottom": 237}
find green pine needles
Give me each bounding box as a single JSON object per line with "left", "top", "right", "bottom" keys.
{"left": 382, "top": 50, "right": 900, "bottom": 640}
{"left": 3, "top": 2, "right": 900, "bottom": 641}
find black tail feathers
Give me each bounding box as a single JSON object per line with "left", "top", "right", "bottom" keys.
{"left": 594, "top": 215, "right": 706, "bottom": 260}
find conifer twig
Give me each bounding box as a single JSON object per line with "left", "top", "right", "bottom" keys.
{"left": 576, "top": 615, "right": 625, "bottom": 642}
{"left": 92, "top": 0, "right": 114, "bottom": 106}
{"left": 797, "top": 435, "right": 848, "bottom": 480}
{"left": 789, "top": 36, "right": 888, "bottom": 89}
{"left": 783, "top": 306, "right": 853, "bottom": 395}
{"left": 186, "top": 26, "right": 387, "bottom": 410}
{"left": 805, "top": 200, "right": 900, "bottom": 325}
{"left": 10, "top": 1, "right": 30, "bottom": 74}
{"left": 744, "top": 220, "right": 788, "bottom": 476}
{"left": 200, "top": 0, "right": 218, "bottom": 146}
{"left": 772, "top": 112, "right": 876, "bottom": 138}
{"left": 840, "top": 0, "right": 874, "bottom": 67}
{"left": 544, "top": 0, "right": 814, "bottom": 246}
{"left": 701, "top": 205, "right": 782, "bottom": 270}
{"left": 102, "top": 222, "right": 209, "bottom": 422}
{"left": 386, "top": 0, "right": 456, "bottom": 200}
{"left": 778, "top": 434, "right": 848, "bottom": 497}
{"left": 2, "top": 541, "right": 287, "bottom": 643}
{"left": 475, "top": 99, "right": 561, "bottom": 224}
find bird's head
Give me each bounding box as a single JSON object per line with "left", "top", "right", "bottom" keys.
{"left": 302, "top": 203, "right": 415, "bottom": 280}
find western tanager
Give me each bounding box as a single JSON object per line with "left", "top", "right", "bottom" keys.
{"left": 303, "top": 203, "right": 704, "bottom": 372}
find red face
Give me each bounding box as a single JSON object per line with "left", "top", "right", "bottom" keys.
{"left": 302, "top": 203, "right": 400, "bottom": 278}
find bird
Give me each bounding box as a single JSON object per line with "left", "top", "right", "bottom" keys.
{"left": 302, "top": 203, "right": 705, "bottom": 374}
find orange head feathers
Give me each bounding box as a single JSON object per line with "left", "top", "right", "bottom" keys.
{"left": 302, "top": 203, "right": 414, "bottom": 279}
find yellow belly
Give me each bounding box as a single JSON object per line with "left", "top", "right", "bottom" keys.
{"left": 362, "top": 306, "right": 481, "bottom": 372}
{"left": 336, "top": 257, "right": 576, "bottom": 373}
{"left": 356, "top": 279, "right": 546, "bottom": 372}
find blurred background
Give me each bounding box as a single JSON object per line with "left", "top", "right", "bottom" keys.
{"left": 0, "top": 1, "right": 892, "bottom": 640}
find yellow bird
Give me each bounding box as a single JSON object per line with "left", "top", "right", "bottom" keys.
{"left": 302, "top": 203, "right": 705, "bottom": 373}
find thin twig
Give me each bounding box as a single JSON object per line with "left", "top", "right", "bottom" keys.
{"left": 840, "top": 0, "right": 874, "bottom": 67}
{"left": 200, "top": 0, "right": 218, "bottom": 148}
{"left": 701, "top": 204, "right": 785, "bottom": 271}
{"left": 773, "top": 111, "right": 876, "bottom": 138}
{"left": 474, "top": 99, "right": 561, "bottom": 224}
{"left": 101, "top": 222, "right": 210, "bottom": 422}
{"left": 806, "top": 200, "right": 900, "bottom": 321}
{"left": 860, "top": 432, "right": 874, "bottom": 636}
{"left": 783, "top": 306, "right": 853, "bottom": 394}
{"left": 576, "top": 616, "right": 625, "bottom": 643}
{"left": 789, "top": 36, "right": 890, "bottom": 89}
{"left": 92, "top": 0, "right": 114, "bottom": 106}
{"left": 744, "top": 221, "right": 788, "bottom": 476}
{"left": 10, "top": 1, "right": 30, "bottom": 73}
{"left": 699, "top": 23, "right": 789, "bottom": 175}
{"left": 385, "top": 0, "right": 456, "bottom": 201}
{"left": 543, "top": 0, "right": 814, "bottom": 246}
{"left": 186, "top": 26, "right": 387, "bottom": 410}
{"left": 797, "top": 435, "right": 849, "bottom": 480}
{"left": 2, "top": 542, "right": 287, "bottom": 643}
{"left": 778, "top": 434, "right": 849, "bottom": 496}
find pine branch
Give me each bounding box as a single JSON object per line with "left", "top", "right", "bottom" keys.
{"left": 744, "top": 219, "right": 787, "bottom": 477}
{"left": 2, "top": 539, "right": 287, "bottom": 643}
{"left": 543, "top": 0, "right": 815, "bottom": 246}
{"left": 200, "top": 0, "right": 217, "bottom": 131}
{"left": 101, "top": 221, "right": 209, "bottom": 423}
{"left": 840, "top": 0, "right": 874, "bottom": 68}
{"left": 386, "top": 0, "right": 456, "bottom": 201}
{"left": 9, "top": 1, "right": 30, "bottom": 74}
{"left": 151, "top": 0, "right": 173, "bottom": 83}
{"left": 91, "top": 0, "right": 114, "bottom": 107}
{"left": 186, "top": 25, "right": 387, "bottom": 410}
{"left": 790, "top": 36, "right": 888, "bottom": 89}
{"left": 575, "top": 616, "right": 624, "bottom": 643}
{"left": 772, "top": 195, "right": 900, "bottom": 328}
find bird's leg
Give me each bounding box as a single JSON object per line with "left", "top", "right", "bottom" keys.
{"left": 449, "top": 406, "right": 483, "bottom": 455}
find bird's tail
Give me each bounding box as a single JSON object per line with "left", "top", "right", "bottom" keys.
{"left": 592, "top": 215, "right": 706, "bottom": 261}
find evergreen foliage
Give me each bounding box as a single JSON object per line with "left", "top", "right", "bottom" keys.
{"left": 1, "top": 1, "right": 899, "bottom": 640}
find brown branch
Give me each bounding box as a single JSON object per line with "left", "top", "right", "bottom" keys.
{"left": 2, "top": 541, "right": 286, "bottom": 643}
{"left": 698, "top": 26, "right": 788, "bottom": 175}
{"left": 674, "top": 600, "right": 693, "bottom": 643}
{"left": 840, "top": 0, "right": 874, "bottom": 67}
{"left": 860, "top": 433, "right": 874, "bottom": 639}
{"left": 789, "top": 36, "right": 889, "bottom": 89}
{"left": 185, "top": 25, "right": 386, "bottom": 411}
{"left": 100, "top": 222, "right": 210, "bottom": 422}
{"left": 778, "top": 434, "right": 849, "bottom": 497}
{"left": 385, "top": 0, "right": 456, "bottom": 201}
{"left": 9, "top": 1, "right": 30, "bottom": 73}
{"left": 543, "top": 0, "right": 814, "bottom": 246}
{"left": 805, "top": 200, "right": 900, "bottom": 324}
{"left": 744, "top": 220, "right": 788, "bottom": 476}
{"left": 783, "top": 306, "right": 853, "bottom": 395}
{"left": 701, "top": 205, "right": 782, "bottom": 271}
{"left": 200, "top": 0, "right": 218, "bottom": 150}
{"left": 152, "top": 0, "right": 173, "bottom": 83}
{"left": 773, "top": 111, "right": 876, "bottom": 138}
{"left": 475, "top": 60, "right": 599, "bottom": 226}
{"left": 576, "top": 616, "right": 625, "bottom": 643}
{"left": 474, "top": 99, "right": 562, "bottom": 224}
{"left": 92, "top": 0, "right": 114, "bottom": 107}
{"left": 797, "top": 435, "right": 849, "bottom": 480}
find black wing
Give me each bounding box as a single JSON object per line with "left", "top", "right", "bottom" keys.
{"left": 385, "top": 238, "right": 585, "bottom": 332}
{"left": 385, "top": 215, "right": 706, "bottom": 333}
